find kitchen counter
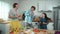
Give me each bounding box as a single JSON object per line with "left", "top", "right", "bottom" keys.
{"left": 19, "top": 29, "right": 55, "bottom": 34}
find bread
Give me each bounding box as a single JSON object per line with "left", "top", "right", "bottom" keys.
{"left": 33, "top": 17, "right": 40, "bottom": 22}
{"left": 0, "top": 18, "right": 5, "bottom": 23}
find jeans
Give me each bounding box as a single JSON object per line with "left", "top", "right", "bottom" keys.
{"left": 40, "top": 24, "right": 47, "bottom": 29}
{"left": 38, "top": 24, "right": 47, "bottom": 29}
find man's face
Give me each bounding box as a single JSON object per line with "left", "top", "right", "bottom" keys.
{"left": 31, "top": 8, "right": 35, "bottom": 11}
{"left": 15, "top": 4, "right": 18, "bottom": 9}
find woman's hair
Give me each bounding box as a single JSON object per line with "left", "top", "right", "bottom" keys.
{"left": 42, "top": 13, "right": 49, "bottom": 20}
{"left": 31, "top": 6, "right": 36, "bottom": 10}
{"left": 13, "top": 3, "right": 18, "bottom": 8}
{"left": 42, "top": 13, "right": 52, "bottom": 22}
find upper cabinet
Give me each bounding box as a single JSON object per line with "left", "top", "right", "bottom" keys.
{"left": 38, "top": 0, "right": 60, "bottom": 11}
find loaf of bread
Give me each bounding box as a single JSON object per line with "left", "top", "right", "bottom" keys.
{"left": 33, "top": 17, "right": 40, "bottom": 22}
{"left": 0, "top": 18, "right": 5, "bottom": 23}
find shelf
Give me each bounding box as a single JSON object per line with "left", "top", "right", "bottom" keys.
{"left": 38, "top": 10, "right": 52, "bottom": 13}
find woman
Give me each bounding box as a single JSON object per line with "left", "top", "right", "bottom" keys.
{"left": 9, "top": 3, "right": 21, "bottom": 20}
{"left": 40, "top": 13, "right": 49, "bottom": 29}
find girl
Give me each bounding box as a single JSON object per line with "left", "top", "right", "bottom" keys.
{"left": 40, "top": 13, "right": 49, "bottom": 29}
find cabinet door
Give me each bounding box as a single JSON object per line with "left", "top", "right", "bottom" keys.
{"left": 0, "top": 24, "right": 10, "bottom": 34}
{"left": 58, "top": 9, "right": 60, "bottom": 30}
{"left": 58, "top": 10, "right": 60, "bottom": 19}
{"left": 54, "top": 9, "right": 58, "bottom": 30}
{"left": 58, "top": 20, "right": 60, "bottom": 30}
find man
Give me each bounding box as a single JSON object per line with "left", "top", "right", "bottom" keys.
{"left": 8, "top": 3, "right": 22, "bottom": 34}
{"left": 25, "top": 6, "right": 36, "bottom": 28}
{"left": 9, "top": 3, "right": 21, "bottom": 20}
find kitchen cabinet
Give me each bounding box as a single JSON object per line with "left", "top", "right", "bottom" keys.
{"left": 0, "top": 23, "right": 10, "bottom": 34}
{"left": 53, "top": 7, "right": 60, "bottom": 30}
{"left": 0, "top": 30, "right": 1, "bottom": 34}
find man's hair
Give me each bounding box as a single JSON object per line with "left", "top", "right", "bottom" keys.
{"left": 13, "top": 3, "right": 18, "bottom": 8}
{"left": 31, "top": 6, "right": 36, "bottom": 10}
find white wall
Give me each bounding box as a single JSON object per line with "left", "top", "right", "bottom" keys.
{"left": 19, "top": 0, "right": 60, "bottom": 11}
{"left": 19, "top": 0, "right": 39, "bottom": 17}
{"left": 0, "top": 0, "right": 60, "bottom": 20}
{"left": 19, "top": 0, "right": 38, "bottom": 12}
{"left": 19, "top": 0, "right": 60, "bottom": 20}
{"left": 39, "top": 0, "right": 60, "bottom": 11}
{"left": 0, "top": 0, "right": 20, "bottom": 5}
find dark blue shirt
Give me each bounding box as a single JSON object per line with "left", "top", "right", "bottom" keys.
{"left": 40, "top": 17, "right": 47, "bottom": 24}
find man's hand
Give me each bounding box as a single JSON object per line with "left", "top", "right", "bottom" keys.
{"left": 16, "top": 14, "right": 21, "bottom": 18}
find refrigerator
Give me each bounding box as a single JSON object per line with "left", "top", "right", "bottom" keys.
{"left": 53, "top": 6, "right": 60, "bottom": 30}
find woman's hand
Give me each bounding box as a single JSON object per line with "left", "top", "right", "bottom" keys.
{"left": 43, "top": 22, "right": 47, "bottom": 24}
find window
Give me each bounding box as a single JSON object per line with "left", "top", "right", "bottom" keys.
{"left": 0, "top": 1, "right": 10, "bottom": 20}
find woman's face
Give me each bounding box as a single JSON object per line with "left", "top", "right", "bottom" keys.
{"left": 42, "top": 14, "right": 45, "bottom": 17}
